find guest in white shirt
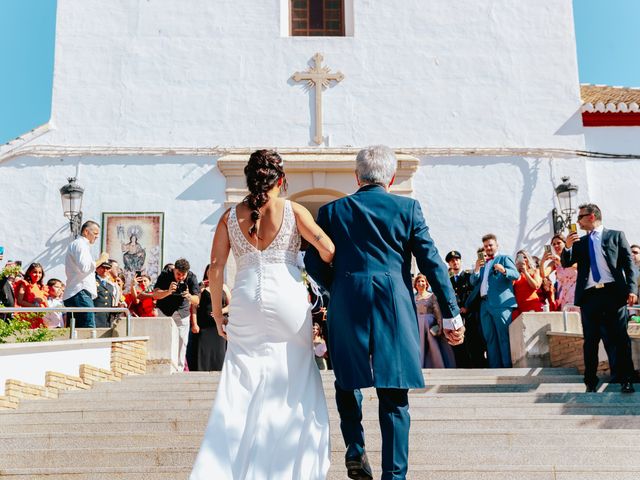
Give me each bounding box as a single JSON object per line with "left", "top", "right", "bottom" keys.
{"left": 44, "top": 278, "right": 65, "bottom": 328}
{"left": 63, "top": 221, "right": 109, "bottom": 328}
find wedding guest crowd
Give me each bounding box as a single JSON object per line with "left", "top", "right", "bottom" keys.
{"left": 2, "top": 202, "right": 639, "bottom": 390}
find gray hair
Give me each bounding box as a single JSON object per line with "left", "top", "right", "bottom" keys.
{"left": 355, "top": 145, "right": 397, "bottom": 186}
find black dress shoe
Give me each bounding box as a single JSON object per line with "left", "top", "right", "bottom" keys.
{"left": 585, "top": 385, "right": 597, "bottom": 393}
{"left": 621, "top": 381, "right": 635, "bottom": 394}
{"left": 345, "top": 449, "right": 373, "bottom": 480}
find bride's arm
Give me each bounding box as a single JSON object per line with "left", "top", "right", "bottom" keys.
{"left": 291, "top": 202, "right": 335, "bottom": 263}
{"left": 209, "top": 209, "right": 231, "bottom": 340}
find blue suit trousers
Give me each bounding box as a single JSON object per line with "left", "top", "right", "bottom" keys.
{"left": 336, "top": 382, "right": 410, "bottom": 480}
{"left": 479, "top": 301, "right": 513, "bottom": 368}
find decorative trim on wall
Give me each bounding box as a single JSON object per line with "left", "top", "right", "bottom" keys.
{"left": 216, "top": 151, "right": 420, "bottom": 207}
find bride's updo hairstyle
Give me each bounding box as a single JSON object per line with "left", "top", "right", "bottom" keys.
{"left": 243, "top": 149, "right": 287, "bottom": 237}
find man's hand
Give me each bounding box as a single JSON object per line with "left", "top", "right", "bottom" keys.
{"left": 444, "top": 326, "right": 465, "bottom": 346}
{"left": 493, "top": 263, "right": 506, "bottom": 275}
{"left": 168, "top": 282, "right": 178, "bottom": 294}
{"left": 474, "top": 258, "right": 484, "bottom": 273}
{"left": 565, "top": 232, "right": 580, "bottom": 249}
{"left": 628, "top": 293, "right": 638, "bottom": 307}
{"left": 460, "top": 306, "right": 468, "bottom": 315}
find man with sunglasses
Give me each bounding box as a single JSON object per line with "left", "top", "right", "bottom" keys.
{"left": 562, "top": 203, "right": 638, "bottom": 393}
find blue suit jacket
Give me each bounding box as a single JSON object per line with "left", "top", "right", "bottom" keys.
{"left": 304, "top": 184, "right": 460, "bottom": 390}
{"left": 560, "top": 228, "right": 637, "bottom": 307}
{"left": 469, "top": 254, "right": 519, "bottom": 311}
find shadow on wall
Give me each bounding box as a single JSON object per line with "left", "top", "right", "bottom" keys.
{"left": 14, "top": 155, "right": 229, "bottom": 232}
{"left": 176, "top": 163, "right": 227, "bottom": 230}
{"left": 554, "top": 109, "right": 585, "bottom": 137}
{"left": 422, "top": 156, "right": 554, "bottom": 254}
{"left": 30, "top": 225, "right": 72, "bottom": 274}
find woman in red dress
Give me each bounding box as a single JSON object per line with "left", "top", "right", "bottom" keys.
{"left": 14, "top": 262, "right": 48, "bottom": 328}
{"left": 512, "top": 250, "right": 544, "bottom": 320}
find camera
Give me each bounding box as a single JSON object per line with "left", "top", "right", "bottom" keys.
{"left": 544, "top": 244, "right": 551, "bottom": 255}
{"left": 175, "top": 282, "right": 188, "bottom": 295}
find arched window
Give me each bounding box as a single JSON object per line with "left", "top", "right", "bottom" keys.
{"left": 290, "top": 0, "right": 345, "bottom": 36}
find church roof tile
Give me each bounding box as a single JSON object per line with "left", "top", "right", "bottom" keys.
{"left": 581, "top": 84, "right": 640, "bottom": 113}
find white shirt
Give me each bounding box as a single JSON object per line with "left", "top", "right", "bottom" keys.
{"left": 63, "top": 236, "right": 98, "bottom": 300}
{"left": 443, "top": 314, "right": 464, "bottom": 330}
{"left": 43, "top": 298, "right": 65, "bottom": 328}
{"left": 479, "top": 255, "right": 496, "bottom": 297}
{"left": 585, "top": 225, "right": 615, "bottom": 288}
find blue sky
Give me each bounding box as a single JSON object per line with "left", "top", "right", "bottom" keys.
{"left": 0, "top": 0, "right": 56, "bottom": 145}
{"left": 0, "top": 0, "right": 639, "bottom": 145}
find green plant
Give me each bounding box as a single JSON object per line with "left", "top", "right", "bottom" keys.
{"left": 0, "top": 309, "right": 64, "bottom": 343}
{"left": 0, "top": 264, "right": 22, "bottom": 280}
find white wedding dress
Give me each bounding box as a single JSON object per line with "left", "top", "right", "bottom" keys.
{"left": 190, "top": 201, "right": 330, "bottom": 480}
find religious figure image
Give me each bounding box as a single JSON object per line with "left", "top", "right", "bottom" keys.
{"left": 121, "top": 231, "right": 146, "bottom": 273}
{"left": 101, "top": 212, "right": 164, "bottom": 283}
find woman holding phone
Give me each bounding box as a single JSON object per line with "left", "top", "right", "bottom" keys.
{"left": 540, "top": 233, "right": 577, "bottom": 310}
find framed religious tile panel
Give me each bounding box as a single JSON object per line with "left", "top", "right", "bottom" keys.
{"left": 101, "top": 212, "right": 164, "bottom": 284}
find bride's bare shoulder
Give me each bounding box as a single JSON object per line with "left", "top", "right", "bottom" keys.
{"left": 290, "top": 201, "right": 311, "bottom": 217}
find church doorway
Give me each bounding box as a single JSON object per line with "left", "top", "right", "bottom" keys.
{"left": 288, "top": 188, "right": 345, "bottom": 218}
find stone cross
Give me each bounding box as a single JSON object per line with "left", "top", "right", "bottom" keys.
{"left": 292, "top": 53, "right": 344, "bottom": 145}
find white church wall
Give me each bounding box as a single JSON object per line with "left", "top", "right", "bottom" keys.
{"left": 413, "top": 155, "right": 592, "bottom": 266}
{"left": 35, "top": 0, "right": 583, "bottom": 150}
{"left": 584, "top": 128, "right": 640, "bottom": 156}
{"left": 2, "top": 153, "right": 605, "bottom": 283}
{"left": 0, "top": 156, "right": 227, "bottom": 282}
{"left": 585, "top": 158, "right": 640, "bottom": 244}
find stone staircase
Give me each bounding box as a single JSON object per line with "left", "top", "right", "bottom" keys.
{"left": 1, "top": 368, "right": 639, "bottom": 479}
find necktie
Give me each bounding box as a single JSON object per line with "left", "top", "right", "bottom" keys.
{"left": 588, "top": 231, "right": 601, "bottom": 283}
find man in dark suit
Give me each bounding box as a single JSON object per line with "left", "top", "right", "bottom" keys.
{"left": 305, "top": 145, "right": 464, "bottom": 480}
{"left": 562, "top": 203, "right": 637, "bottom": 393}
{"left": 94, "top": 261, "right": 115, "bottom": 328}
{"left": 447, "top": 250, "right": 487, "bottom": 368}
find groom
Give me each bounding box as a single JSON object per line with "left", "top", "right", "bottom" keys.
{"left": 305, "top": 145, "right": 465, "bottom": 480}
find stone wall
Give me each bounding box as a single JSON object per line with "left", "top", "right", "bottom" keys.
{"left": 548, "top": 332, "right": 610, "bottom": 375}
{"left": 0, "top": 337, "right": 147, "bottom": 409}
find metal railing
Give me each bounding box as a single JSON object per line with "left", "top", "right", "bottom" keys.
{"left": 0, "top": 307, "right": 131, "bottom": 339}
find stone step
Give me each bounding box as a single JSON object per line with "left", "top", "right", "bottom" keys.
{"left": 52, "top": 389, "right": 640, "bottom": 405}
{"left": 84, "top": 379, "right": 596, "bottom": 397}
{"left": 12, "top": 396, "right": 640, "bottom": 415}
{"left": 1, "top": 465, "right": 639, "bottom": 480}
{"left": 2, "top": 429, "right": 640, "bottom": 452}
{"left": 7, "top": 398, "right": 640, "bottom": 425}
{"left": 105, "top": 369, "right": 581, "bottom": 385}
{"left": 2, "top": 446, "right": 639, "bottom": 469}
{"left": 123, "top": 368, "right": 578, "bottom": 381}
{"left": 1, "top": 416, "right": 639, "bottom": 435}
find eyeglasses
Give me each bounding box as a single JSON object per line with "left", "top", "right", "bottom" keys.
{"left": 577, "top": 213, "right": 591, "bottom": 220}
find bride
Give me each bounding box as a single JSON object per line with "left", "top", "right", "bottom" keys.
{"left": 190, "top": 150, "right": 335, "bottom": 479}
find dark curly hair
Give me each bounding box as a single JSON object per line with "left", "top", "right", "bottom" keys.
{"left": 24, "top": 262, "right": 45, "bottom": 288}
{"left": 244, "top": 149, "right": 287, "bottom": 237}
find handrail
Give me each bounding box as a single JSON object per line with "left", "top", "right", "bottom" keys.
{"left": 0, "top": 307, "right": 131, "bottom": 339}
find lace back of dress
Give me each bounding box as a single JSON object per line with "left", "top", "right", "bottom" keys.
{"left": 228, "top": 201, "right": 300, "bottom": 268}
